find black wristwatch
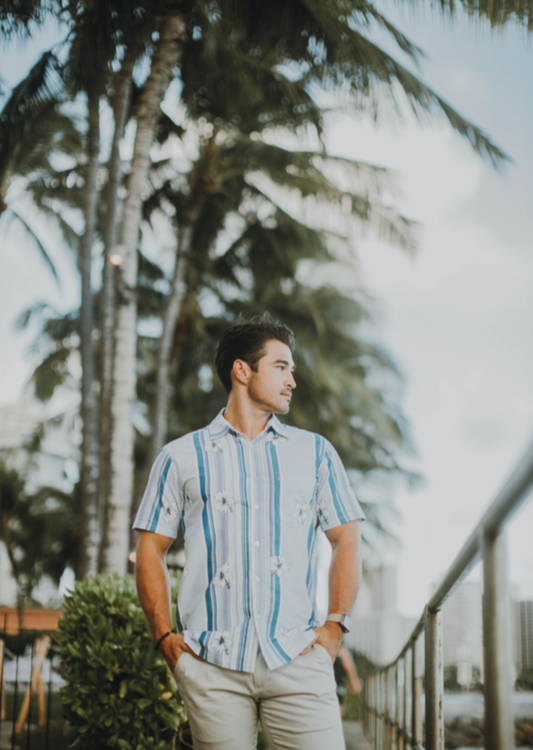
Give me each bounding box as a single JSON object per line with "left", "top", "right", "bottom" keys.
{"left": 326, "top": 613, "right": 352, "bottom": 634}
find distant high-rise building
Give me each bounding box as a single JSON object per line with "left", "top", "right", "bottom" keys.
{"left": 346, "top": 565, "right": 417, "bottom": 665}
{"left": 514, "top": 600, "right": 533, "bottom": 672}
{"left": 442, "top": 580, "right": 483, "bottom": 685}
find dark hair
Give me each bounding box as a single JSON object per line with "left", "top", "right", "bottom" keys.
{"left": 215, "top": 313, "right": 295, "bottom": 394}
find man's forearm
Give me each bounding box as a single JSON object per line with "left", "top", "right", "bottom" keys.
{"left": 327, "top": 526, "right": 361, "bottom": 616}
{"left": 300, "top": 521, "right": 361, "bottom": 660}
{"left": 136, "top": 533, "right": 173, "bottom": 642}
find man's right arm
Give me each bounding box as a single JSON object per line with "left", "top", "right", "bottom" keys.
{"left": 136, "top": 530, "right": 193, "bottom": 671}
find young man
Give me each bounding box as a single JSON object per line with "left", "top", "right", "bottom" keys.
{"left": 134, "top": 314, "right": 364, "bottom": 750}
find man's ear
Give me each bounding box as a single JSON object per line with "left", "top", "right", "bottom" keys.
{"left": 232, "top": 359, "right": 251, "bottom": 387}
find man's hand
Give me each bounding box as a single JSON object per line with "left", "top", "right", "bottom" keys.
{"left": 158, "top": 633, "right": 198, "bottom": 671}
{"left": 299, "top": 621, "right": 344, "bottom": 663}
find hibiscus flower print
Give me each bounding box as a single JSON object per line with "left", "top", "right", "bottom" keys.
{"left": 213, "top": 563, "right": 232, "bottom": 589}
{"left": 276, "top": 627, "right": 294, "bottom": 646}
{"left": 270, "top": 555, "right": 290, "bottom": 577}
{"left": 214, "top": 489, "right": 235, "bottom": 513}
{"left": 212, "top": 632, "right": 232, "bottom": 655}
{"left": 162, "top": 495, "right": 180, "bottom": 521}
{"left": 294, "top": 501, "right": 309, "bottom": 525}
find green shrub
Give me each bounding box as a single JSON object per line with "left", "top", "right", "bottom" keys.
{"left": 56, "top": 573, "right": 185, "bottom": 749}
{"left": 342, "top": 692, "right": 360, "bottom": 721}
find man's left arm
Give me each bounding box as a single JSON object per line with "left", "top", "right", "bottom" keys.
{"left": 300, "top": 519, "right": 362, "bottom": 661}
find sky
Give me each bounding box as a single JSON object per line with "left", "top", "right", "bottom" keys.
{"left": 0, "top": 9, "right": 532, "bottom": 620}
{"left": 323, "top": 7, "right": 533, "bottom": 616}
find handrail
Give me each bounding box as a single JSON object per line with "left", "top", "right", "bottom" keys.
{"left": 361, "top": 434, "right": 533, "bottom": 750}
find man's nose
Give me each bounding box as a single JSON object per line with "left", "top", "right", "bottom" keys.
{"left": 286, "top": 372, "right": 296, "bottom": 389}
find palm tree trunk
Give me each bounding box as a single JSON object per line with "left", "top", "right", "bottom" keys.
{"left": 149, "top": 200, "right": 203, "bottom": 462}
{"left": 97, "top": 51, "right": 136, "bottom": 573}
{"left": 101, "top": 11, "right": 189, "bottom": 575}
{"left": 78, "top": 86, "right": 101, "bottom": 578}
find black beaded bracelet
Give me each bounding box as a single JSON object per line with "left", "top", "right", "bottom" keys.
{"left": 154, "top": 630, "right": 175, "bottom": 651}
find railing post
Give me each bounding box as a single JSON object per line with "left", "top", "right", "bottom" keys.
{"left": 398, "top": 658, "right": 405, "bottom": 750}
{"left": 376, "top": 672, "right": 382, "bottom": 750}
{"left": 412, "top": 636, "right": 423, "bottom": 746}
{"left": 425, "top": 606, "right": 444, "bottom": 750}
{"left": 388, "top": 666, "right": 394, "bottom": 750}
{"left": 390, "top": 664, "right": 397, "bottom": 750}
{"left": 395, "top": 659, "right": 401, "bottom": 750}
{"left": 371, "top": 674, "right": 377, "bottom": 747}
{"left": 379, "top": 670, "right": 384, "bottom": 750}
{"left": 483, "top": 528, "right": 515, "bottom": 750}
{"left": 384, "top": 669, "right": 388, "bottom": 750}
{"left": 405, "top": 646, "right": 412, "bottom": 743}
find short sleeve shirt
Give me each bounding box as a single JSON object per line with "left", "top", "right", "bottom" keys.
{"left": 134, "top": 410, "right": 365, "bottom": 672}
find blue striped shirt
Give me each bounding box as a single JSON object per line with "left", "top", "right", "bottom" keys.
{"left": 134, "top": 409, "right": 365, "bottom": 672}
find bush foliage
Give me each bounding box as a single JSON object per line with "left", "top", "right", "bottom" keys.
{"left": 56, "top": 574, "right": 185, "bottom": 749}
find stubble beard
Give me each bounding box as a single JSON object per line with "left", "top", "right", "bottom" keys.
{"left": 248, "top": 380, "right": 291, "bottom": 416}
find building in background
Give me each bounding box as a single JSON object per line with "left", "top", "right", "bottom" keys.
{"left": 442, "top": 580, "right": 483, "bottom": 687}
{"left": 514, "top": 600, "right": 533, "bottom": 674}
{"left": 347, "top": 565, "right": 417, "bottom": 665}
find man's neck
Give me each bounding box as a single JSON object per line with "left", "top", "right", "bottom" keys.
{"left": 223, "top": 396, "right": 272, "bottom": 441}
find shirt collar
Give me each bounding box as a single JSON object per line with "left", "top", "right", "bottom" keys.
{"left": 207, "top": 409, "right": 289, "bottom": 440}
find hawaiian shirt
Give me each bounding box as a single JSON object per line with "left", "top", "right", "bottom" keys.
{"left": 133, "top": 409, "right": 365, "bottom": 672}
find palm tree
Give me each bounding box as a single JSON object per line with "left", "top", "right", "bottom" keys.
{"left": 0, "top": 51, "right": 81, "bottom": 277}
{"left": 97, "top": 46, "right": 138, "bottom": 572}
{"left": 0, "top": 0, "right": 59, "bottom": 36}
{"left": 61, "top": 0, "right": 133, "bottom": 577}
{"left": 145, "top": 129, "right": 415, "bottom": 462}
{"left": 104, "top": 0, "right": 513, "bottom": 573}
{"left": 3, "top": 0, "right": 515, "bottom": 578}
{"left": 103, "top": 1, "right": 196, "bottom": 574}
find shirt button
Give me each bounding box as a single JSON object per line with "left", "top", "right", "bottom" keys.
{"left": 255, "top": 577, "right": 260, "bottom": 583}
{"left": 255, "top": 541, "right": 260, "bottom": 547}
{"left": 254, "top": 504, "right": 259, "bottom": 510}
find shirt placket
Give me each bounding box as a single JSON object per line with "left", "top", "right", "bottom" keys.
{"left": 247, "top": 436, "right": 266, "bottom": 637}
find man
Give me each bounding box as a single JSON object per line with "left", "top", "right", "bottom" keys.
{"left": 134, "top": 314, "right": 364, "bottom": 750}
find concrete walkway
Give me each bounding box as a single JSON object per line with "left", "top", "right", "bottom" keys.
{"left": 343, "top": 722, "right": 374, "bottom": 750}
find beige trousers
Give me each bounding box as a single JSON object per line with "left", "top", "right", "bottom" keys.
{"left": 174, "top": 644, "right": 345, "bottom": 750}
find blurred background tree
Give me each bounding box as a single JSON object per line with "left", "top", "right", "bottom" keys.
{"left": 1, "top": 0, "right": 523, "bottom": 586}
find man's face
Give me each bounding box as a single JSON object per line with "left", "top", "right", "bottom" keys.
{"left": 247, "top": 339, "right": 296, "bottom": 415}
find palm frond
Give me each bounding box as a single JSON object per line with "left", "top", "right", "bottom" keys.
{"left": 0, "top": 51, "right": 64, "bottom": 189}
{"left": 3, "top": 207, "right": 60, "bottom": 283}
{"left": 0, "top": 0, "right": 57, "bottom": 37}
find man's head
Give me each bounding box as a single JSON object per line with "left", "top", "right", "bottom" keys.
{"left": 215, "top": 313, "right": 296, "bottom": 414}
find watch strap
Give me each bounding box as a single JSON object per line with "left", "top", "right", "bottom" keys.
{"left": 326, "top": 613, "right": 352, "bottom": 633}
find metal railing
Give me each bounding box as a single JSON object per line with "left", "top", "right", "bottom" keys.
{"left": 0, "top": 619, "right": 62, "bottom": 750}
{"left": 361, "top": 436, "right": 533, "bottom": 750}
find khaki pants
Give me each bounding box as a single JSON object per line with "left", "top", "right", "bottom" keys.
{"left": 174, "top": 644, "right": 345, "bottom": 750}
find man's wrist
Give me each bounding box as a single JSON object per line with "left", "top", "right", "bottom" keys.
{"left": 325, "top": 620, "right": 344, "bottom": 636}
{"left": 326, "top": 613, "right": 352, "bottom": 633}
{"left": 154, "top": 629, "right": 176, "bottom": 651}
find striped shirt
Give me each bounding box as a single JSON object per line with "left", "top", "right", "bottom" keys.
{"left": 134, "top": 409, "right": 365, "bottom": 672}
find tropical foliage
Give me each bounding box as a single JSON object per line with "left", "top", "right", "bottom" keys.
{"left": 0, "top": 459, "right": 77, "bottom": 604}
{"left": 56, "top": 573, "right": 185, "bottom": 748}
{"left": 0, "top": 0, "right": 520, "bottom": 583}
